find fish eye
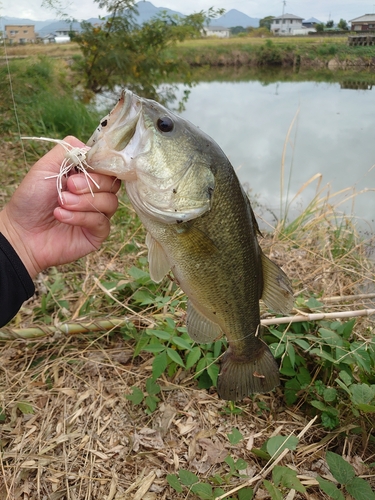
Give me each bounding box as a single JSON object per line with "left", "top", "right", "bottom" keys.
{"left": 157, "top": 116, "right": 174, "bottom": 133}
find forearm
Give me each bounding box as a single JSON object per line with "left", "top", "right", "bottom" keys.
{"left": 0, "top": 232, "right": 35, "bottom": 327}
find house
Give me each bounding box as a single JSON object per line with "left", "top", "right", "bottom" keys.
{"left": 270, "top": 13, "right": 304, "bottom": 35}
{"left": 203, "top": 26, "right": 230, "bottom": 38}
{"left": 5, "top": 25, "right": 36, "bottom": 44}
{"left": 349, "top": 14, "right": 375, "bottom": 31}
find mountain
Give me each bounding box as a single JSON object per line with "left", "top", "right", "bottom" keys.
{"left": 210, "top": 9, "right": 259, "bottom": 28}
{"left": 1, "top": 2, "right": 260, "bottom": 36}
{"left": 135, "top": 1, "right": 183, "bottom": 23}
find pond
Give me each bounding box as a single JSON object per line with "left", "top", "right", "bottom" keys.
{"left": 172, "top": 73, "right": 375, "bottom": 233}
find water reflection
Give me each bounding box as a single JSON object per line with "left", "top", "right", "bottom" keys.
{"left": 174, "top": 76, "right": 375, "bottom": 231}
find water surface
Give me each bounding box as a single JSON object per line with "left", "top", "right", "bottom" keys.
{"left": 175, "top": 78, "right": 375, "bottom": 231}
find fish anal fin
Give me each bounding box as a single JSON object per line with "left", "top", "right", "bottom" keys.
{"left": 186, "top": 301, "right": 222, "bottom": 343}
{"left": 261, "top": 253, "right": 294, "bottom": 314}
{"left": 145, "top": 232, "right": 170, "bottom": 283}
{"left": 217, "top": 340, "right": 279, "bottom": 401}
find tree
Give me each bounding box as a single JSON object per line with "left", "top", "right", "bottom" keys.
{"left": 44, "top": 0, "right": 224, "bottom": 102}
{"left": 337, "top": 18, "right": 348, "bottom": 30}
{"left": 259, "top": 16, "right": 274, "bottom": 31}
{"left": 326, "top": 20, "right": 334, "bottom": 28}
{"left": 315, "top": 23, "right": 325, "bottom": 32}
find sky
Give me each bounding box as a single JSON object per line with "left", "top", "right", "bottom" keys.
{"left": 1, "top": 0, "right": 375, "bottom": 23}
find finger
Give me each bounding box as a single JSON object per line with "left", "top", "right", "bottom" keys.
{"left": 53, "top": 208, "right": 111, "bottom": 243}
{"left": 59, "top": 191, "right": 119, "bottom": 219}
{"left": 67, "top": 173, "right": 121, "bottom": 195}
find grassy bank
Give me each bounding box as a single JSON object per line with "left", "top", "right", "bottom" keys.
{"left": 2, "top": 35, "right": 375, "bottom": 70}
{"left": 0, "top": 57, "right": 374, "bottom": 499}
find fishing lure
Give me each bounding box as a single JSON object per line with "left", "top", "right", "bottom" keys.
{"left": 21, "top": 137, "right": 98, "bottom": 203}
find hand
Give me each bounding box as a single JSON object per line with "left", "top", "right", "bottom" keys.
{"left": 0, "top": 136, "right": 121, "bottom": 278}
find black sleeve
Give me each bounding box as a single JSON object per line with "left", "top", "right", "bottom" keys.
{"left": 0, "top": 233, "right": 35, "bottom": 327}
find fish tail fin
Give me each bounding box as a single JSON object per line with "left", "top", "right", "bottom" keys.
{"left": 217, "top": 340, "right": 279, "bottom": 401}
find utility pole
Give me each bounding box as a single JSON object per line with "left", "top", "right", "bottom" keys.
{"left": 282, "top": 0, "right": 286, "bottom": 16}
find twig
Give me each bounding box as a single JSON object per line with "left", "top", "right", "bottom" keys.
{"left": 261, "top": 308, "right": 375, "bottom": 326}
{"left": 0, "top": 319, "right": 129, "bottom": 341}
{"left": 1, "top": 309, "right": 374, "bottom": 341}
{"left": 215, "top": 416, "right": 318, "bottom": 500}
{"left": 322, "top": 293, "right": 375, "bottom": 303}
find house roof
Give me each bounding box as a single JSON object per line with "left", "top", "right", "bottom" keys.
{"left": 205, "top": 26, "right": 229, "bottom": 31}
{"left": 302, "top": 17, "right": 322, "bottom": 24}
{"left": 350, "top": 14, "right": 375, "bottom": 22}
{"left": 272, "top": 13, "right": 304, "bottom": 21}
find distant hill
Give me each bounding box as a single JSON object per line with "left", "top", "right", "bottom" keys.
{"left": 210, "top": 9, "right": 259, "bottom": 28}
{"left": 1, "top": 1, "right": 260, "bottom": 37}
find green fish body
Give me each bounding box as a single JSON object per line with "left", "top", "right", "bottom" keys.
{"left": 86, "top": 90, "right": 293, "bottom": 401}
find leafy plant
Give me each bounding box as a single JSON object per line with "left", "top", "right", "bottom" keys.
{"left": 317, "top": 451, "right": 375, "bottom": 500}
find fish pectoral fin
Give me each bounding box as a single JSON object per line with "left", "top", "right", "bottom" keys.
{"left": 186, "top": 301, "right": 222, "bottom": 343}
{"left": 261, "top": 253, "right": 294, "bottom": 314}
{"left": 145, "top": 232, "right": 171, "bottom": 283}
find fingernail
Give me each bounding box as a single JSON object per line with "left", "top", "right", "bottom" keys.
{"left": 58, "top": 208, "right": 74, "bottom": 220}
{"left": 62, "top": 192, "right": 80, "bottom": 205}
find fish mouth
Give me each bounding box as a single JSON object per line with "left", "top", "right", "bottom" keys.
{"left": 86, "top": 90, "right": 142, "bottom": 179}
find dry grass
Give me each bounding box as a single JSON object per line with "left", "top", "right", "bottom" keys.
{"left": 0, "top": 136, "right": 375, "bottom": 500}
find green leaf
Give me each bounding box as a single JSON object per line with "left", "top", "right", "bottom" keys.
{"left": 346, "top": 476, "right": 375, "bottom": 500}
{"left": 125, "top": 387, "right": 144, "bottom": 405}
{"left": 350, "top": 384, "right": 375, "bottom": 406}
{"left": 310, "top": 348, "right": 337, "bottom": 363}
{"left": 146, "top": 378, "right": 161, "bottom": 396}
{"left": 167, "top": 348, "right": 185, "bottom": 367}
{"left": 143, "top": 343, "right": 166, "bottom": 353}
{"left": 286, "top": 343, "right": 296, "bottom": 367}
{"left": 311, "top": 400, "right": 338, "bottom": 416}
{"left": 263, "top": 480, "right": 283, "bottom": 500}
{"left": 191, "top": 482, "right": 213, "bottom": 499}
{"left": 323, "top": 387, "right": 338, "bottom": 403}
{"left": 167, "top": 474, "right": 183, "bottom": 493}
{"left": 227, "top": 427, "right": 243, "bottom": 445}
{"left": 326, "top": 451, "right": 355, "bottom": 485}
{"left": 235, "top": 458, "right": 248, "bottom": 471}
{"left": 149, "top": 329, "right": 172, "bottom": 341}
{"left": 355, "top": 403, "right": 375, "bottom": 413}
{"left": 152, "top": 350, "right": 168, "bottom": 379}
{"left": 272, "top": 466, "right": 306, "bottom": 493}
{"left": 266, "top": 435, "right": 299, "bottom": 459}
{"left": 306, "top": 297, "right": 324, "bottom": 309}
{"left": 178, "top": 469, "right": 199, "bottom": 486}
{"left": 238, "top": 487, "right": 254, "bottom": 500}
{"left": 321, "top": 412, "right": 340, "bottom": 429}
{"left": 172, "top": 336, "right": 193, "bottom": 350}
{"left": 17, "top": 402, "right": 34, "bottom": 415}
{"left": 145, "top": 395, "right": 159, "bottom": 412}
{"left": 338, "top": 370, "right": 353, "bottom": 387}
{"left": 186, "top": 346, "right": 202, "bottom": 369}
{"left": 207, "top": 362, "right": 219, "bottom": 385}
{"left": 317, "top": 476, "right": 345, "bottom": 500}
{"left": 319, "top": 328, "right": 343, "bottom": 347}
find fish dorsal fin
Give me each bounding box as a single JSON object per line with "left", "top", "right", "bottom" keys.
{"left": 186, "top": 301, "right": 223, "bottom": 343}
{"left": 145, "top": 232, "right": 170, "bottom": 283}
{"left": 261, "top": 253, "right": 294, "bottom": 314}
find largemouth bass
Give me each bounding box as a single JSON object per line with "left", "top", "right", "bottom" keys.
{"left": 86, "top": 90, "right": 293, "bottom": 401}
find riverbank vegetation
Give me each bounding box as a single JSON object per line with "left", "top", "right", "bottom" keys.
{"left": 0, "top": 53, "right": 375, "bottom": 499}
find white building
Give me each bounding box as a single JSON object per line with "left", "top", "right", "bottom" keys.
{"left": 203, "top": 26, "right": 230, "bottom": 38}
{"left": 270, "top": 13, "right": 304, "bottom": 35}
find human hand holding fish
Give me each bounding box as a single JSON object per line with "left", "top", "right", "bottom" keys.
{"left": 0, "top": 136, "right": 120, "bottom": 279}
